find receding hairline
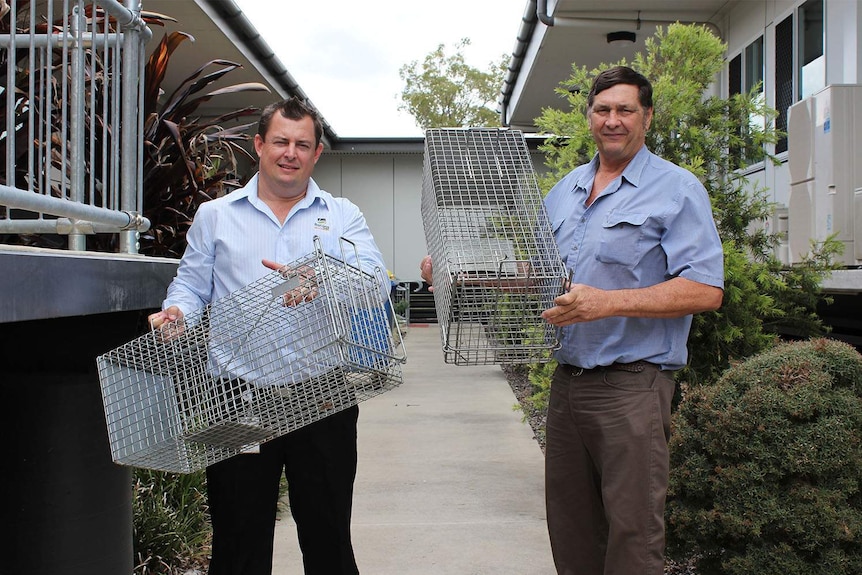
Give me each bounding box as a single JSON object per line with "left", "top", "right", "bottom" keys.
{"left": 257, "top": 97, "right": 324, "bottom": 146}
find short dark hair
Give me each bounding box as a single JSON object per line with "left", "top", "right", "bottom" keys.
{"left": 587, "top": 66, "right": 653, "bottom": 111}
{"left": 258, "top": 97, "right": 323, "bottom": 146}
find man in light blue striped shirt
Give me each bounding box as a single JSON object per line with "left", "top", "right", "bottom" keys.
{"left": 149, "top": 97, "right": 386, "bottom": 575}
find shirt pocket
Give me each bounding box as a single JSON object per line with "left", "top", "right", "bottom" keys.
{"left": 596, "top": 211, "right": 649, "bottom": 266}
{"left": 551, "top": 217, "right": 566, "bottom": 234}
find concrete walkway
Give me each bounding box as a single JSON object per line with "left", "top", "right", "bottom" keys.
{"left": 272, "top": 324, "right": 555, "bottom": 574}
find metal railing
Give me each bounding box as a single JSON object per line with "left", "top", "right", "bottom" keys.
{"left": 0, "top": 0, "right": 152, "bottom": 253}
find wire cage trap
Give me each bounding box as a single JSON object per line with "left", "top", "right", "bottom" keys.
{"left": 421, "top": 127, "right": 567, "bottom": 365}
{"left": 96, "top": 239, "right": 406, "bottom": 473}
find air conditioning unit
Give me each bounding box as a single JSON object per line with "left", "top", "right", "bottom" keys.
{"left": 787, "top": 84, "right": 862, "bottom": 265}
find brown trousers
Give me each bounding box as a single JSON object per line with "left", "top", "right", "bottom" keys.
{"left": 545, "top": 363, "right": 676, "bottom": 575}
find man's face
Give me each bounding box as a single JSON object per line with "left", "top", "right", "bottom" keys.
{"left": 588, "top": 83, "right": 653, "bottom": 165}
{"left": 254, "top": 112, "right": 323, "bottom": 199}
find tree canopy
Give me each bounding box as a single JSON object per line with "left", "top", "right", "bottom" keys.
{"left": 399, "top": 38, "right": 509, "bottom": 130}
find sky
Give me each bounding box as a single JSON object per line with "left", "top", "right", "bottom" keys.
{"left": 237, "top": 0, "right": 528, "bottom": 138}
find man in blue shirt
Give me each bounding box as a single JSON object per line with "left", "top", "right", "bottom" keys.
{"left": 149, "top": 97, "right": 387, "bottom": 575}
{"left": 539, "top": 67, "right": 724, "bottom": 574}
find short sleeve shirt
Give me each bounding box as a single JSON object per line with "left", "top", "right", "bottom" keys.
{"left": 544, "top": 146, "right": 724, "bottom": 370}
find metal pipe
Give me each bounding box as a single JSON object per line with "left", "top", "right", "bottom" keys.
{"left": 0, "top": 33, "right": 124, "bottom": 47}
{"left": 4, "top": 1, "right": 16, "bottom": 184}
{"left": 97, "top": 0, "right": 152, "bottom": 40}
{"left": 26, "top": 5, "right": 37, "bottom": 206}
{"left": 69, "top": 3, "right": 86, "bottom": 250}
{"left": 0, "top": 218, "right": 124, "bottom": 234}
{"left": 536, "top": 0, "right": 554, "bottom": 26}
{"left": 0, "top": 184, "right": 150, "bottom": 231}
{"left": 136, "top": 29, "right": 146, "bottom": 236}
{"left": 119, "top": 0, "right": 143, "bottom": 254}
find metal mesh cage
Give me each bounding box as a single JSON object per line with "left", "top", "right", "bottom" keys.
{"left": 421, "top": 128, "right": 566, "bottom": 365}
{"left": 96, "top": 241, "right": 406, "bottom": 473}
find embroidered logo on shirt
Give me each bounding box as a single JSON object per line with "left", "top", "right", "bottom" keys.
{"left": 314, "top": 217, "right": 330, "bottom": 231}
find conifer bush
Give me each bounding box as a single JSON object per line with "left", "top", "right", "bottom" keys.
{"left": 666, "top": 338, "right": 862, "bottom": 574}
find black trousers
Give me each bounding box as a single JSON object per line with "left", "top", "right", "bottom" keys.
{"left": 206, "top": 405, "right": 360, "bottom": 575}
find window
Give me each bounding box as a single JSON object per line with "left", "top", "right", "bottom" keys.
{"left": 728, "top": 37, "right": 764, "bottom": 166}
{"left": 745, "top": 37, "right": 765, "bottom": 95}
{"left": 775, "top": 16, "right": 793, "bottom": 154}
{"left": 799, "top": 0, "right": 825, "bottom": 71}
{"left": 729, "top": 54, "right": 742, "bottom": 97}
{"left": 728, "top": 36, "right": 764, "bottom": 96}
{"left": 774, "top": 0, "right": 823, "bottom": 154}
{"left": 799, "top": 0, "right": 825, "bottom": 98}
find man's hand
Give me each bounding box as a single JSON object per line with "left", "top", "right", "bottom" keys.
{"left": 419, "top": 255, "right": 434, "bottom": 291}
{"left": 264, "top": 259, "right": 318, "bottom": 306}
{"left": 148, "top": 306, "right": 183, "bottom": 329}
{"left": 541, "top": 284, "right": 610, "bottom": 326}
{"left": 148, "top": 306, "right": 185, "bottom": 340}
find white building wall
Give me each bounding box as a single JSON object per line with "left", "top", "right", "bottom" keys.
{"left": 725, "top": 1, "right": 770, "bottom": 49}
{"left": 315, "top": 148, "right": 551, "bottom": 284}
{"left": 392, "top": 159, "right": 426, "bottom": 283}
{"left": 826, "top": 0, "right": 862, "bottom": 84}
{"left": 315, "top": 154, "right": 426, "bottom": 283}
{"left": 721, "top": 0, "right": 862, "bottom": 289}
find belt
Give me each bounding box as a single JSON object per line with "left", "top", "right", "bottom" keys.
{"left": 558, "top": 361, "right": 654, "bottom": 377}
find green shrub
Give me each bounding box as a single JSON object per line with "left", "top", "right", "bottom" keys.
{"left": 132, "top": 468, "right": 290, "bottom": 574}
{"left": 133, "top": 469, "right": 211, "bottom": 574}
{"left": 526, "top": 358, "right": 556, "bottom": 413}
{"left": 393, "top": 299, "right": 408, "bottom": 317}
{"left": 666, "top": 338, "right": 862, "bottom": 574}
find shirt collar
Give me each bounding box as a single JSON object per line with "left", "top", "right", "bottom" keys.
{"left": 229, "top": 174, "right": 330, "bottom": 211}
{"left": 620, "top": 145, "right": 650, "bottom": 188}
{"left": 572, "top": 145, "right": 650, "bottom": 194}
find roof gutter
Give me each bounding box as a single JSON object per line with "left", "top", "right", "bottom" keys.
{"left": 196, "top": 0, "right": 339, "bottom": 147}
{"left": 499, "top": 0, "right": 539, "bottom": 127}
